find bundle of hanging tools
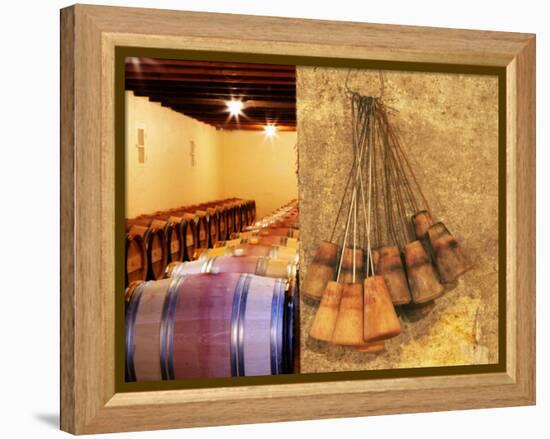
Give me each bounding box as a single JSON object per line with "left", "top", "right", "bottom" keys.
{"left": 305, "top": 91, "right": 470, "bottom": 351}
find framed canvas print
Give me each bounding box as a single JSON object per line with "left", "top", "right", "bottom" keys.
{"left": 60, "top": 4, "right": 536, "bottom": 434}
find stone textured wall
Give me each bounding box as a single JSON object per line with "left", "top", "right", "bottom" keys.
{"left": 297, "top": 66, "right": 499, "bottom": 373}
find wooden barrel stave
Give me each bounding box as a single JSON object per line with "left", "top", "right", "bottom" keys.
{"left": 127, "top": 224, "right": 168, "bottom": 281}
{"left": 151, "top": 219, "right": 184, "bottom": 264}
{"left": 148, "top": 229, "right": 168, "bottom": 280}
{"left": 194, "top": 212, "right": 210, "bottom": 249}
{"left": 167, "top": 255, "right": 297, "bottom": 281}
{"left": 172, "top": 275, "right": 235, "bottom": 378}
{"left": 235, "top": 227, "right": 299, "bottom": 238}
{"left": 127, "top": 279, "right": 171, "bottom": 381}
{"left": 197, "top": 244, "right": 298, "bottom": 264}
{"left": 181, "top": 219, "right": 196, "bottom": 261}
{"left": 125, "top": 234, "right": 148, "bottom": 285}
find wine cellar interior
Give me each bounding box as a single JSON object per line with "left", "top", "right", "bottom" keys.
{"left": 124, "top": 58, "right": 300, "bottom": 381}
{"left": 124, "top": 57, "right": 500, "bottom": 383}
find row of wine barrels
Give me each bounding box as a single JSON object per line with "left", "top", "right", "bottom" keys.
{"left": 125, "top": 199, "right": 257, "bottom": 285}
{"left": 248, "top": 213, "right": 299, "bottom": 230}
{"left": 246, "top": 201, "right": 298, "bottom": 231}
{"left": 232, "top": 227, "right": 300, "bottom": 240}
{"left": 198, "top": 243, "right": 299, "bottom": 264}
{"left": 169, "top": 198, "right": 256, "bottom": 237}
{"left": 125, "top": 233, "right": 147, "bottom": 284}
{"left": 152, "top": 198, "right": 255, "bottom": 245}
{"left": 166, "top": 255, "right": 298, "bottom": 282}
{"left": 125, "top": 272, "right": 296, "bottom": 381}
{"left": 215, "top": 236, "right": 299, "bottom": 249}
{"left": 126, "top": 224, "right": 168, "bottom": 282}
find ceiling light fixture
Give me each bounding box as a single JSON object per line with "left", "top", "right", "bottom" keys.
{"left": 226, "top": 100, "right": 244, "bottom": 117}
{"left": 264, "top": 124, "right": 277, "bottom": 138}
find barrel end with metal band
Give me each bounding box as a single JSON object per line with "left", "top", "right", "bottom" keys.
{"left": 287, "top": 274, "right": 300, "bottom": 373}
{"left": 149, "top": 218, "right": 168, "bottom": 233}
{"left": 270, "top": 278, "right": 286, "bottom": 375}
{"left": 164, "top": 261, "right": 180, "bottom": 279}
{"left": 159, "top": 277, "right": 184, "bottom": 380}
{"left": 203, "top": 256, "right": 217, "bottom": 273}
{"left": 269, "top": 245, "right": 299, "bottom": 265}
{"left": 230, "top": 274, "right": 251, "bottom": 377}
{"left": 146, "top": 227, "right": 168, "bottom": 281}
{"left": 125, "top": 281, "right": 146, "bottom": 382}
{"left": 287, "top": 260, "right": 299, "bottom": 281}
{"left": 125, "top": 233, "right": 148, "bottom": 286}
{"left": 125, "top": 280, "right": 145, "bottom": 304}
{"left": 254, "top": 256, "right": 269, "bottom": 277}
{"left": 182, "top": 212, "right": 196, "bottom": 222}
{"left": 167, "top": 215, "right": 183, "bottom": 225}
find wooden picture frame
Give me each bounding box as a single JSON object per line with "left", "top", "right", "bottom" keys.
{"left": 60, "top": 4, "right": 535, "bottom": 434}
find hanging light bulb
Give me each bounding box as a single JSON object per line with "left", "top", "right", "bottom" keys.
{"left": 226, "top": 100, "right": 244, "bottom": 117}
{"left": 264, "top": 124, "right": 277, "bottom": 138}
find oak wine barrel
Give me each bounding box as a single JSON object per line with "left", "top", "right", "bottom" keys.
{"left": 125, "top": 273, "right": 295, "bottom": 381}
{"left": 180, "top": 215, "right": 197, "bottom": 261}
{"left": 194, "top": 211, "right": 210, "bottom": 249}
{"left": 249, "top": 201, "right": 256, "bottom": 225}
{"left": 127, "top": 224, "right": 168, "bottom": 281}
{"left": 241, "top": 202, "right": 250, "bottom": 227}
{"left": 198, "top": 243, "right": 299, "bottom": 264}
{"left": 166, "top": 255, "right": 297, "bottom": 281}
{"left": 125, "top": 233, "right": 148, "bottom": 285}
{"left": 151, "top": 219, "right": 184, "bottom": 264}
{"left": 240, "top": 202, "right": 250, "bottom": 227}
{"left": 146, "top": 212, "right": 188, "bottom": 264}
{"left": 215, "top": 236, "right": 299, "bottom": 249}
{"left": 205, "top": 208, "right": 220, "bottom": 247}
{"left": 234, "top": 227, "right": 300, "bottom": 239}
{"left": 216, "top": 207, "right": 228, "bottom": 241}
{"left": 226, "top": 204, "right": 237, "bottom": 234}
{"left": 234, "top": 204, "right": 243, "bottom": 233}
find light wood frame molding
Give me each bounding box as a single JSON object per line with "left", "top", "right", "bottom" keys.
{"left": 60, "top": 4, "right": 535, "bottom": 434}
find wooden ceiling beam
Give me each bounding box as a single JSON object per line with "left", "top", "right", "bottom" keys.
{"left": 125, "top": 58, "right": 297, "bottom": 128}
{"left": 153, "top": 97, "right": 295, "bottom": 109}
{"left": 164, "top": 113, "right": 294, "bottom": 120}
{"left": 134, "top": 91, "right": 295, "bottom": 100}
{"left": 170, "top": 115, "right": 296, "bottom": 123}
{"left": 178, "top": 117, "right": 297, "bottom": 124}
{"left": 126, "top": 73, "right": 294, "bottom": 85}
{"left": 190, "top": 119, "right": 297, "bottom": 130}
{"left": 172, "top": 111, "right": 295, "bottom": 120}
{"left": 220, "top": 126, "right": 296, "bottom": 131}
{"left": 166, "top": 112, "right": 295, "bottom": 121}
{"left": 163, "top": 105, "right": 295, "bottom": 114}
{"left": 126, "top": 65, "right": 295, "bottom": 78}
{"left": 125, "top": 57, "right": 295, "bottom": 71}
{"left": 126, "top": 81, "right": 295, "bottom": 92}
{"left": 187, "top": 117, "right": 296, "bottom": 127}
